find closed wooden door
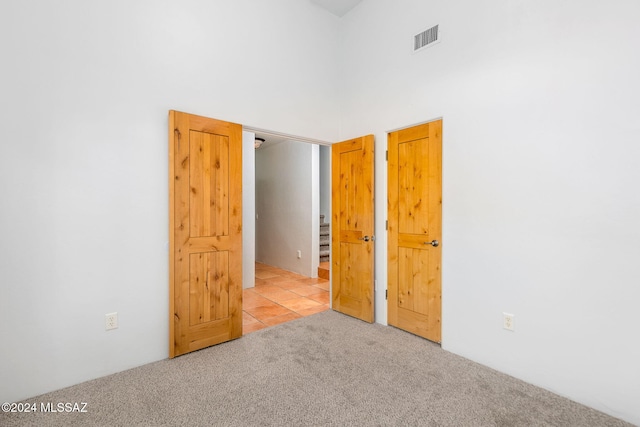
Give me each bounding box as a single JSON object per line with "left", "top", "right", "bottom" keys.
{"left": 331, "top": 135, "right": 375, "bottom": 323}
{"left": 387, "top": 120, "right": 442, "bottom": 342}
{"left": 169, "top": 111, "right": 243, "bottom": 358}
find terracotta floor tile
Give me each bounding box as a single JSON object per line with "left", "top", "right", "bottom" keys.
{"left": 255, "top": 270, "right": 278, "bottom": 277}
{"left": 243, "top": 288, "right": 259, "bottom": 296}
{"left": 254, "top": 278, "right": 270, "bottom": 287}
{"left": 296, "top": 277, "right": 327, "bottom": 285}
{"left": 267, "top": 289, "right": 303, "bottom": 303}
{"left": 243, "top": 291, "right": 275, "bottom": 309}
{"left": 243, "top": 322, "right": 267, "bottom": 334}
{"left": 245, "top": 304, "right": 294, "bottom": 321}
{"left": 244, "top": 263, "right": 333, "bottom": 335}
{"left": 255, "top": 271, "right": 280, "bottom": 279}
{"left": 278, "top": 297, "right": 322, "bottom": 313}
{"left": 308, "top": 292, "right": 330, "bottom": 304}
{"left": 262, "top": 312, "right": 302, "bottom": 326}
{"left": 255, "top": 263, "right": 280, "bottom": 270}
{"left": 314, "top": 281, "right": 330, "bottom": 291}
{"left": 243, "top": 311, "right": 261, "bottom": 324}
{"left": 264, "top": 275, "right": 294, "bottom": 284}
{"left": 279, "top": 272, "right": 307, "bottom": 280}
{"left": 277, "top": 281, "right": 304, "bottom": 291}
{"left": 274, "top": 280, "right": 307, "bottom": 290}
{"left": 296, "top": 305, "right": 330, "bottom": 317}
{"left": 290, "top": 286, "right": 327, "bottom": 297}
{"left": 244, "top": 300, "right": 281, "bottom": 313}
{"left": 252, "top": 284, "right": 285, "bottom": 295}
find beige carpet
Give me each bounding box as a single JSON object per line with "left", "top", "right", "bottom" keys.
{"left": 1, "top": 310, "right": 631, "bottom": 426}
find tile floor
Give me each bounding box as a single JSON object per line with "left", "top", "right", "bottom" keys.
{"left": 243, "top": 263, "right": 330, "bottom": 334}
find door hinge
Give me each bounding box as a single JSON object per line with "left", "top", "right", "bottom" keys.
{"left": 386, "top": 220, "right": 388, "bottom": 230}
{"left": 385, "top": 289, "right": 388, "bottom": 300}
{"left": 386, "top": 150, "right": 388, "bottom": 161}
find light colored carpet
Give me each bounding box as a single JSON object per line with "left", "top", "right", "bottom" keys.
{"left": 1, "top": 310, "right": 631, "bottom": 426}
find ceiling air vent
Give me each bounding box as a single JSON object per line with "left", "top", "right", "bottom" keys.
{"left": 414, "top": 24, "right": 440, "bottom": 52}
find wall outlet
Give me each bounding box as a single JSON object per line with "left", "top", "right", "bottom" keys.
{"left": 105, "top": 312, "right": 118, "bottom": 330}
{"left": 503, "top": 312, "right": 514, "bottom": 331}
{"left": 297, "top": 250, "right": 302, "bottom": 259}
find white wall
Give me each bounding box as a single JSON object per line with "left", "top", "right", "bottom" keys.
{"left": 0, "top": 0, "right": 338, "bottom": 403}
{"left": 2, "top": 0, "right": 639, "bottom": 423}
{"left": 319, "top": 145, "right": 331, "bottom": 220}
{"left": 338, "top": 0, "right": 640, "bottom": 424}
{"left": 242, "top": 131, "right": 256, "bottom": 289}
{"left": 255, "top": 142, "right": 319, "bottom": 277}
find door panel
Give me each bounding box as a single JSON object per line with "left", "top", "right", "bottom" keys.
{"left": 388, "top": 121, "right": 442, "bottom": 342}
{"left": 188, "top": 131, "right": 230, "bottom": 238}
{"left": 169, "top": 111, "right": 242, "bottom": 358}
{"left": 331, "top": 135, "right": 375, "bottom": 323}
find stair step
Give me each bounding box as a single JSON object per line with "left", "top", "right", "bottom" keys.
{"left": 318, "top": 262, "right": 330, "bottom": 279}
{"left": 320, "top": 215, "right": 330, "bottom": 263}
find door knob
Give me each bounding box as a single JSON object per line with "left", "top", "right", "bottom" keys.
{"left": 424, "top": 239, "right": 439, "bottom": 247}
{"left": 359, "top": 236, "right": 370, "bottom": 242}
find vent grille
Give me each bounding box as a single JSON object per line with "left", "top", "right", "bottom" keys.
{"left": 414, "top": 25, "right": 439, "bottom": 52}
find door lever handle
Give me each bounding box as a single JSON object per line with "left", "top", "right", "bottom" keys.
{"left": 424, "top": 239, "right": 439, "bottom": 247}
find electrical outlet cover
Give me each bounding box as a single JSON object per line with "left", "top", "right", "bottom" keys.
{"left": 105, "top": 312, "right": 118, "bottom": 330}
{"left": 503, "top": 312, "right": 514, "bottom": 331}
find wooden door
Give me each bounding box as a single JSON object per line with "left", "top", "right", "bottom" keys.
{"left": 169, "top": 111, "right": 243, "bottom": 358}
{"left": 331, "top": 135, "right": 375, "bottom": 323}
{"left": 387, "top": 120, "right": 442, "bottom": 342}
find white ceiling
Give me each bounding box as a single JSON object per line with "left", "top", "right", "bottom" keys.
{"left": 310, "top": 0, "right": 364, "bottom": 17}
{"left": 254, "top": 1, "right": 365, "bottom": 148}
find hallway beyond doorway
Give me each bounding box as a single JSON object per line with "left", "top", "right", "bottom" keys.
{"left": 243, "top": 263, "right": 330, "bottom": 334}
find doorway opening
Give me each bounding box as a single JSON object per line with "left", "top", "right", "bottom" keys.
{"left": 241, "top": 128, "right": 332, "bottom": 334}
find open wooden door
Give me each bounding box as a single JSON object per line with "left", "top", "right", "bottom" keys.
{"left": 331, "top": 135, "right": 375, "bottom": 323}
{"left": 169, "top": 111, "right": 243, "bottom": 358}
{"left": 388, "top": 120, "right": 442, "bottom": 342}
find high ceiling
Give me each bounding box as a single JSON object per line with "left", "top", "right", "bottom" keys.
{"left": 254, "top": 1, "right": 365, "bottom": 148}
{"left": 310, "top": 0, "right": 364, "bottom": 17}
